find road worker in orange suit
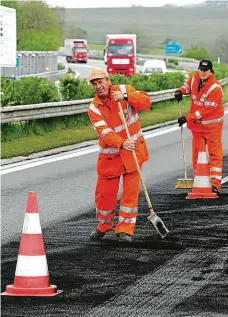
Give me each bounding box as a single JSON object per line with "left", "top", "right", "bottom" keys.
{"left": 175, "top": 60, "right": 224, "bottom": 196}
{"left": 87, "top": 68, "right": 151, "bottom": 242}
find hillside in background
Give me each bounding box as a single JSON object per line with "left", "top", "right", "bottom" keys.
{"left": 64, "top": 6, "right": 228, "bottom": 51}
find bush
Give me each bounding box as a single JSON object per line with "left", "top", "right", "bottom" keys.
{"left": 182, "top": 46, "right": 214, "bottom": 61}
{"left": 59, "top": 76, "right": 93, "bottom": 101}
{"left": 109, "top": 74, "right": 128, "bottom": 85}
{"left": 58, "top": 72, "right": 186, "bottom": 101}
{"left": 0, "top": 77, "right": 14, "bottom": 107}
{"left": 57, "top": 64, "right": 65, "bottom": 70}
{"left": 1, "top": 76, "right": 60, "bottom": 106}
{"left": 3, "top": 67, "right": 226, "bottom": 106}
{"left": 213, "top": 63, "right": 228, "bottom": 80}
{"left": 110, "top": 72, "right": 185, "bottom": 92}
{"left": 168, "top": 59, "right": 178, "bottom": 65}
{"left": 112, "top": 72, "right": 182, "bottom": 94}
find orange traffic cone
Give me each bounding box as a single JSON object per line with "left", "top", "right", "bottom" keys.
{"left": 187, "top": 139, "right": 217, "bottom": 199}
{"left": 1, "top": 192, "right": 62, "bottom": 296}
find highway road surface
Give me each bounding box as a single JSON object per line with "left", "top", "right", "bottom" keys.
{"left": 57, "top": 56, "right": 194, "bottom": 80}
{"left": 1, "top": 108, "right": 228, "bottom": 316}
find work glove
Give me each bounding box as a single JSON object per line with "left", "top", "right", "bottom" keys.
{"left": 174, "top": 90, "right": 183, "bottom": 102}
{"left": 178, "top": 116, "right": 187, "bottom": 127}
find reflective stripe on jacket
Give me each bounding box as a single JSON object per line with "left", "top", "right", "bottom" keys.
{"left": 88, "top": 84, "right": 151, "bottom": 177}
{"left": 179, "top": 73, "right": 224, "bottom": 132}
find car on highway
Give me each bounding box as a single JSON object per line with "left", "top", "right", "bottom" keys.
{"left": 140, "top": 59, "right": 167, "bottom": 74}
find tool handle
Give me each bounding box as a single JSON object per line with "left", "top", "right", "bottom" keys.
{"left": 117, "top": 101, "right": 155, "bottom": 216}
{"left": 178, "top": 101, "right": 188, "bottom": 179}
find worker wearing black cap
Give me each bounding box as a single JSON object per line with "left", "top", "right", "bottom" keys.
{"left": 174, "top": 60, "right": 224, "bottom": 196}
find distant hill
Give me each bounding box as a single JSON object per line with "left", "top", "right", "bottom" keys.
{"left": 64, "top": 7, "right": 228, "bottom": 50}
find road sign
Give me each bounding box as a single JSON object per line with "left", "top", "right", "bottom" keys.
{"left": 0, "top": 6, "right": 16, "bottom": 67}
{"left": 164, "top": 42, "right": 183, "bottom": 55}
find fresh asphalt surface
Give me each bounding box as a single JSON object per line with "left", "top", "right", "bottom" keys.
{"left": 1, "top": 121, "right": 228, "bottom": 316}
{"left": 1, "top": 60, "right": 228, "bottom": 316}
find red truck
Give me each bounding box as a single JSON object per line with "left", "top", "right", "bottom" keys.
{"left": 105, "top": 34, "right": 137, "bottom": 76}
{"left": 64, "top": 39, "right": 88, "bottom": 63}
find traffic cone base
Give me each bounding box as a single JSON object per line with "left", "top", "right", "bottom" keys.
{"left": 1, "top": 192, "right": 62, "bottom": 297}
{"left": 2, "top": 284, "right": 62, "bottom": 297}
{"left": 187, "top": 192, "right": 217, "bottom": 199}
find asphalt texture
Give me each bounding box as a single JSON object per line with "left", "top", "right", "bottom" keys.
{"left": 1, "top": 156, "right": 228, "bottom": 317}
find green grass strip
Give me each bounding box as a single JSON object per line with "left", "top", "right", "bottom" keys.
{"left": 1, "top": 127, "right": 97, "bottom": 158}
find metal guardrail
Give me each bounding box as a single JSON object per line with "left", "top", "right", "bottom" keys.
{"left": 1, "top": 78, "right": 228, "bottom": 124}
{"left": 137, "top": 53, "right": 198, "bottom": 63}
{"left": 1, "top": 51, "right": 59, "bottom": 79}
{"left": 1, "top": 51, "right": 69, "bottom": 82}
{"left": 16, "top": 64, "right": 69, "bottom": 82}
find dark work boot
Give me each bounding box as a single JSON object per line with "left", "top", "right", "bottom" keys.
{"left": 212, "top": 185, "right": 219, "bottom": 196}
{"left": 118, "top": 233, "right": 133, "bottom": 243}
{"left": 90, "top": 229, "right": 106, "bottom": 240}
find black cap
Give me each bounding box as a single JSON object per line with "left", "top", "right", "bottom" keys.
{"left": 198, "top": 59, "right": 214, "bottom": 73}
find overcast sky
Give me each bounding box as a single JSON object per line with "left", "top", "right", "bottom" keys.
{"left": 45, "top": 0, "right": 204, "bottom": 8}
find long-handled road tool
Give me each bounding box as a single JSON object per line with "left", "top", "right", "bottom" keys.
{"left": 175, "top": 101, "right": 194, "bottom": 189}
{"left": 118, "top": 101, "right": 169, "bottom": 238}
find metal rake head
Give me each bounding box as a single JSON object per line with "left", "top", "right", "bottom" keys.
{"left": 148, "top": 214, "right": 169, "bottom": 238}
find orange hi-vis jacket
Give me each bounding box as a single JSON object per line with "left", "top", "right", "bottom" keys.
{"left": 179, "top": 72, "right": 224, "bottom": 133}
{"left": 88, "top": 84, "right": 151, "bottom": 178}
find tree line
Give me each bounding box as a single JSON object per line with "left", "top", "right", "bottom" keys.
{"left": 2, "top": 1, "right": 228, "bottom": 62}
{"left": 1, "top": 0, "right": 88, "bottom": 51}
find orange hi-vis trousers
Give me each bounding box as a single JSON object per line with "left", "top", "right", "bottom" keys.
{"left": 192, "top": 130, "right": 223, "bottom": 191}
{"left": 95, "top": 169, "right": 141, "bottom": 236}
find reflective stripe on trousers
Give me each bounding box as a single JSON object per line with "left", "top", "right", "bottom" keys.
{"left": 95, "top": 169, "right": 141, "bottom": 235}
{"left": 96, "top": 208, "right": 115, "bottom": 226}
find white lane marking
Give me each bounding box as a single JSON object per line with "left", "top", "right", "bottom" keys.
{"left": 1, "top": 110, "right": 228, "bottom": 176}
{"left": 1, "top": 147, "right": 99, "bottom": 175}
{"left": 144, "top": 125, "right": 179, "bottom": 139}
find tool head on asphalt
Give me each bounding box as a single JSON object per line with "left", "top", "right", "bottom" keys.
{"left": 147, "top": 214, "right": 169, "bottom": 238}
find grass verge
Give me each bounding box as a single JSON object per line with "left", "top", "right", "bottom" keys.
{"left": 1, "top": 127, "right": 97, "bottom": 159}
{"left": 2, "top": 83, "right": 228, "bottom": 159}
{"left": 223, "top": 82, "right": 228, "bottom": 103}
